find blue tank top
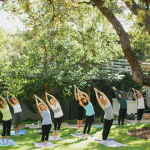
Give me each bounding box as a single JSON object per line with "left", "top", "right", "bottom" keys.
{"left": 41, "top": 109, "right": 52, "bottom": 125}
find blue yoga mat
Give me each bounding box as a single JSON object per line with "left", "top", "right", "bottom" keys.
{"left": 96, "top": 138, "right": 128, "bottom": 147}
{"left": 11, "top": 129, "right": 26, "bottom": 135}
{"left": 33, "top": 141, "right": 55, "bottom": 147}
{"left": 0, "top": 139, "right": 17, "bottom": 146}
{"left": 92, "top": 125, "right": 102, "bottom": 128}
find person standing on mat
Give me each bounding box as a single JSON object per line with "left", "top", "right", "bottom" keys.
{"left": 132, "top": 88, "right": 145, "bottom": 124}
{"left": 77, "top": 87, "right": 95, "bottom": 139}
{"left": 35, "top": 95, "right": 52, "bottom": 147}
{"left": 7, "top": 91, "right": 23, "bottom": 135}
{"left": 94, "top": 88, "right": 113, "bottom": 143}
{"left": 113, "top": 87, "right": 127, "bottom": 125}
{"left": 0, "top": 96, "right": 12, "bottom": 144}
{"left": 45, "top": 92, "right": 63, "bottom": 139}
{"left": 74, "top": 85, "right": 85, "bottom": 129}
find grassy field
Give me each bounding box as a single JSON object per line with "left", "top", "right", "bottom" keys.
{"left": 0, "top": 123, "right": 150, "bottom": 150}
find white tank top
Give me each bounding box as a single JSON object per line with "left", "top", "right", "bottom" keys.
{"left": 14, "top": 104, "right": 22, "bottom": 113}
{"left": 138, "top": 97, "right": 145, "bottom": 109}
{"left": 51, "top": 103, "right": 63, "bottom": 118}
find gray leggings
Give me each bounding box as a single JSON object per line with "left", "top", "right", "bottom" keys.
{"left": 14, "top": 112, "right": 23, "bottom": 128}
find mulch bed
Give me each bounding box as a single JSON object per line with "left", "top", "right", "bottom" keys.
{"left": 127, "top": 127, "right": 150, "bottom": 139}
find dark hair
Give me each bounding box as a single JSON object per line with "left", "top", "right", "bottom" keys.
{"left": 81, "top": 97, "right": 88, "bottom": 106}
{"left": 0, "top": 100, "right": 4, "bottom": 108}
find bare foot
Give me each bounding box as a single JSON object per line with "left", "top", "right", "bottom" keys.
{"left": 82, "top": 134, "right": 85, "bottom": 139}
{"left": 102, "top": 140, "right": 107, "bottom": 143}
{"left": 85, "top": 134, "right": 88, "bottom": 139}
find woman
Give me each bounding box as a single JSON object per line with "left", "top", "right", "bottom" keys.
{"left": 94, "top": 88, "right": 114, "bottom": 143}
{"left": 45, "top": 92, "right": 63, "bottom": 139}
{"left": 74, "top": 85, "right": 85, "bottom": 129}
{"left": 35, "top": 95, "right": 52, "bottom": 147}
{"left": 77, "top": 88, "right": 95, "bottom": 139}
{"left": 7, "top": 91, "right": 22, "bottom": 135}
{"left": 132, "top": 88, "right": 145, "bottom": 124}
{"left": 0, "top": 96, "right": 12, "bottom": 144}
{"left": 113, "top": 87, "right": 127, "bottom": 125}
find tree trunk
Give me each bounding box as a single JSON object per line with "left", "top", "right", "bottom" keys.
{"left": 92, "top": 0, "right": 150, "bottom": 86}
{"left": 124, "top": 0, "right": 150, "bottom": 34}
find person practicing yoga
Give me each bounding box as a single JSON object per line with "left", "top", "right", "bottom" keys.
{"left": 113, "top": 87, "right": 127, "bottom": 125}
{"left": 35, "top": 95, "right": 52, "bottom": 147}
{"left": 0, "top": 96, "right": 12, "bottom": 144}
{"left": 94, "top": 88, "right": 113, "bottom": 143}
{"left": 74, "top": 85, "right": 85, "bottom": 129}
{"left": 77, "top": 87, "right": 95, "bottom": 139}
{"left": 45, "top": 92, "right": 63, "bottom": 139}
{"left": 132, "top": 88, "right": 145, "bottom": 124}
{"left": 7, "top": 91, "right": 23, "bottom": 135}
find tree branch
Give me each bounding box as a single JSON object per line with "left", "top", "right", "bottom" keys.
{"left": 92, "top": 0, "right": 150, "bottom": 86}
{"left": 124, "top": 0, "right": 150, "bottom": 34}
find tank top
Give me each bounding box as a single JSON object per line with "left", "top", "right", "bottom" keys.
{"left": 51, "top": 103, "right": 63, "bottom": 118}
{"left": 84, "top": 102, "right": 95, "bottom": 116}
{"left": 41, "top": 109, "right": 52, "bottom": 125}
{"left": 0, "top": 105, "right": 12, "bottom": 121}
{"left": 14, "top": 104, "right": 22, "bottom": 113}
{"left": 138, "top": 97, "right": 145, "bottom": 109}
{"left": 103, "top": 103, "right": 114, "bottom": 120}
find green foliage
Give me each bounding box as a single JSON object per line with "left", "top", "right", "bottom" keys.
{"left": 0, "top": 0, "right": 149, "bottom": 112}
{"left": 107, "top": 72, "right": 142, "bottom": 92}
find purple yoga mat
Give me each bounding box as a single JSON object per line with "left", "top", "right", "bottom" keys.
{"left": 33, "top": 141, "right": 55, "bottom": 147}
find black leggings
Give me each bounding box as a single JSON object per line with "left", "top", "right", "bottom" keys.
{"left": 83, "top": 123, "right": 92, "bottom": 134}
{"left": 54, "top": 117, "right": 62, "bottom": 130}
{"left": 42, "top": 124, "right": 51, "bottom": 142}
{"left": 118, "top": 108, "right": 127, "bottom": 125}
{"left": 2, "top": 119, "right": 12, "bottom": 136}
{"left": 102, "top": 119, "right": 113, "bottom": 140}
{"left": 101, "top": 109, "right": 104, "bottom": 123}
{"left": 137, "top": 109, "right": 144, "bottom": 120}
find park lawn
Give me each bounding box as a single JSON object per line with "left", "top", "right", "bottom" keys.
{"left": 0, "top": 123, "right": 149, "bottom": 150}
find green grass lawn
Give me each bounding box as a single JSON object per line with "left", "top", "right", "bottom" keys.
{"left": 0, "top": 123, "right": 150, "bottom": 150}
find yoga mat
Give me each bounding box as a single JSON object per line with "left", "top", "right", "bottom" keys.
{"left": 11, "top": 129, "right": 26, "bottom": 135}
{"left": 70, "top": 132, "right": 93, "bottom": 139}
{"left": 48, "top": 136, "right": 63, "bottom": 141}
{"left": 72, "top": 127, "right": 84, "bottom": 129}
{"left": 92, "top": 125, "right": 102, "bottom": 128}
{"left": 33, "top": 141, "right": 55, "bottom": 147}
{"left": 95, "top": 138, "right": 128, "bottom": 147}
{"left": 0, "top": 139, "right": 17, "bottom": 146}
{"left": 37, "top": 129, "right": 53, "bottom": 134}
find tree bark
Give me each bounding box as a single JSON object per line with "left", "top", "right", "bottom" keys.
{"left": 92, "top": 0, "right": 150, "bottom": 86}
{"left": 124, "top": 0, "right": 150, "bottom": 34}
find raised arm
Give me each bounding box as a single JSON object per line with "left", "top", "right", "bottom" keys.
{"left": 7, "top": 92, "right": 19, "bottom": 103}
{"left": 7, "top": 91, "right": 14, "bottom": 107}
{"left": 113, "top": 87, "right": 124, "bottom": 97}
{"left": 132, "top": 88, "right": 142, "bottom": 101}
{"left": 0, "top": 96, "right": 8, "bottom": 105}
{"left": 74, "top": 85, "right": 78, "bottom": 101}
{"left": 81, "top": 92, "right": 90, "bottom": 102}
{"left": 46, "top": 93, "right": 58, "bottom": 103}
{"left": 34, "top": 95, "right": 42, "bottom": 115}
{"left": 94, "top": 88, "right": 104, "bottom": 109}
{"left": 45, "top": 92, "right": 52, "bottom": 108}
{"left": 77, "top": 89, "right": 85, "bottom": 108}
{"left": 135, "top": 89, "right": 142, "bottom": 98}
{"left": 36, "top": 95, "right": 48, "bottom": 109}
{"left": 95, "top": 88, "right": 110, "bottom": 104}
